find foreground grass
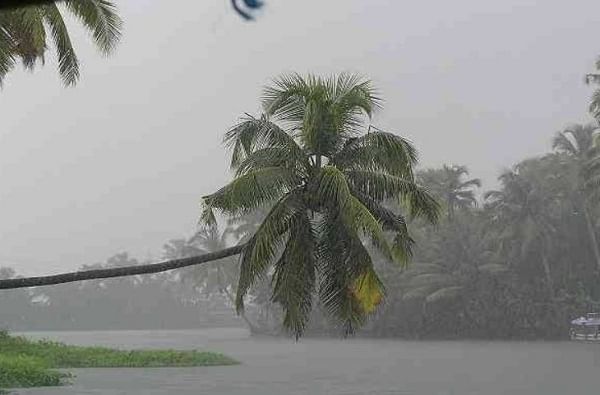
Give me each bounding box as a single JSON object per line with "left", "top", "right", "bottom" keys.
{"left": 0, "top": 331, "right": 238, "bottom": 389}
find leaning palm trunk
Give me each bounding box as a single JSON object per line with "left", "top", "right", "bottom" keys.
{"left": 0, "top": 245, "right": 245, "bottom": 290}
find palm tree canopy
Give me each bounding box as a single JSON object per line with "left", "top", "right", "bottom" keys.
{"left": 0, "top": 0, "right": 122, "bottom": 86}
{"left": 201, "top": 73, "right": 440, "bottom": 337}
{"left": 552, "top": 124, "right": 597, "bottom": 159}
{"left": 418, "top": 164, "right": 481, "bottom": 217}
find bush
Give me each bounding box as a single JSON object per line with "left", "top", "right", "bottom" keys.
{"left": 0, "top": 332, "right": 237, "bottom": 389}
{"left": 0, "top": 355, "right": 68, "bottom": 388}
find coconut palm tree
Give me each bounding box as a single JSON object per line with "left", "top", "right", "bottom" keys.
{"left": 418, "top": 165, "right": 481, "bottom": 220}
{"left": 484, "top": 168, "right": 557, "bottom": 297}
{"left": 587, "top": 59, "right": 600, "bottom": 120}
{"left": 200, "top": 73, "right": 440, "bottom": 337}
{"left": 164, "top": 226, "right": 259, "bottom": 331}
{"left": 0, "top": 0, "right": 122, "bottom": 86}
{"left": 553, "top": 123, "right": 600, "bottom": 271}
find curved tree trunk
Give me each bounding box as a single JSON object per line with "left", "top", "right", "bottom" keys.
{"left": 0, "top": 245, "right": 246, "bottom": 290}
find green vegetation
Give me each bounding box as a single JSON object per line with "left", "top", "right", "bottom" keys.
{"left": 0, "top": 354, "right": 68, "bottom": 388}
{"left": 0, "top": 330, "right": 237, "bottom": 389}
{"left": 201, "top": 73, "right": 440, "bottom": 337}
{"left": 0, "top": 0, "right": 122, "bottom": 86}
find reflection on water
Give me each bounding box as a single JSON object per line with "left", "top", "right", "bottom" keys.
{"left": 12, "top": 329, "right": 600, "bottom": 395}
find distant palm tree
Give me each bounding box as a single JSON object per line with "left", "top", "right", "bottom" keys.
{"left": 418, "top": 165, "right": 481, "bottom": 220}
{"left": 0, "top": 0, "right": 122, "bottom": 86}
{"left": 201, "top": 73, "right": 440, "bottom": 337}
{"left": 553, "top": 123, "right": 600, "bottom": 271}
{"left": 163, "top": 226, "right": 258, "bottom": 331}
{"left": 484, "top": 169, "right": 556, "bottom": 296}
{"left": 587, "top": 58, "right": 600, "bottom": 120}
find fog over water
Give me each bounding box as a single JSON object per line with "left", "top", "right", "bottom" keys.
{"left": 14, "top": 329, "right": 600, "bottom": 395}
{"left": 1, "top": 0, "right": 600, "bottom": 275}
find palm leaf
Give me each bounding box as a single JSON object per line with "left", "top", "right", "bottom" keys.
{"left": 350, "top": 266, "right": 385, "bottom": 314}
{"left": 235, "top": 190, "right": 305, "bottom": 312}
{"left": 333, "top": 130, "right": 418, "bottom": 177}
{"left": 317, "top": 211, "right": 380, "bottom": 335}
{"left": 42, "top": 3, "right": 79, "bottom": 85}
{"left": 202, "top": 167, "right": 299, "bottom": 216}
{"left": 315, "top": 166, "right": 395, "bottom": 262}
{"left": 63, "top": 0, "right": 122, "bottom": 55}
{"left": 0, "top": 23, "right": 16, "bottom": 83}
{"left": 271, "top": 209, "right": 317, "bottom": 338}
{"left": 425, "top": 286, "right": 463, "bottom": 304}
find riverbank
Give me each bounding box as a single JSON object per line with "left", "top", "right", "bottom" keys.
{"left": 0, "top": 331, "right": 237, "bottom": 389}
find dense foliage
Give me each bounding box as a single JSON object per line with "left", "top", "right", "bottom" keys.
{"left": 201, "top": 73, "right": 440, "bottom": 337}
{"left": 0, "top": 0, "right": 122, "bottom": 86}
{"left": 0, "top": 330, "right": 236, "bottom": 389}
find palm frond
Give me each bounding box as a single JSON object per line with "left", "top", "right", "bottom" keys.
{"left": 42, "top": 3, "right": 79, "bottom": 85}
{"left": 552, "top": 131, "right": 578, "bottom": 156}
{"left": 271, "top": 209, "right": 317, "bottom": 338}
{"left": 315, "top": 166, "right": 395, "bottom": 262}
{"left": 317, "top": 211, "right": 382, "bottom": 335}
{"left": 425, "top": 286, "right": 463, "bottom": 304}
{"left": 202, "top": 167, "right": 300, "bottom": 216}
{"left": 63, "top": 0, "right": 122, "bottom": 55}
{"left": 13, "top": 7, "right": 46, "bottom": 70}
{"left": 262, "top": 73, "right": 308, "bottom": 122}
{"left": 350, "top": 266, "right": 384, "bottom": 315}
{"left": 235, "top": 146, "right": 307, "bottom": 177}
{"left": 402, "top": 285, "right": 435, "bottom": 301}
{"left": 224, "top": 114, "right": 306, "bottom": 170}
{"left": 0, "top": 23, "right": 16, "bottom": 83}
{"left": 235, "top": 190, "right": 305, "bottom": 313}
{"left": 333, "top": 130, "right": 418, "bottom": 178}
{"left": 351, "top": 189, "right": 414, "bottom": 265}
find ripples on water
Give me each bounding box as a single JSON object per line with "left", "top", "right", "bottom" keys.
{"left": 13, "top": 329, "right": 600, "bottom": 395}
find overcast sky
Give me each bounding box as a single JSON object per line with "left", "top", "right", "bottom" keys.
{"left": 1, "top": 0, "right": 599, "bottom": 275}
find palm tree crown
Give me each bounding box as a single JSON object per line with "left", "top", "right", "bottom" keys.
{"left": 418, "top": 165, "right": 480, "bottom": 219}
{"left": 201, "top": 73, "right": 439, "bottom": 337}
{"left": 0, "top": 0, "right": 122, "bottom": 86}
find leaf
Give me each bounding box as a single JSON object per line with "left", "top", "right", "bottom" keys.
{"left": 351, "top": 267, "right": 384, "bottom": 314}
{"left": 202, "top": 167, "right": 299, "bottom": 216}
{"left": 235, "top": 190, "right": 305, "bottom": 313}
{"left": 425, "top": 286, "right": 463, "bottom": 304}
{"left": 42, "top": 3, "right": 79, "bottom": 86}
{"left": 63, "top": 0, "right": 122, "bottom": 55}
{"left": 271, "top": 210, "right": 317, "bottom": 338}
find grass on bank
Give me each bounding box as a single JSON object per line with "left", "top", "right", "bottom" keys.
{"left": 0, "top": 330, "right": 238, "bottom": 389}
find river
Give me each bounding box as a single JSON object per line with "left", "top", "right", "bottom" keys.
{"left": 12, "top": 328, "right": 600, "bottom": 395}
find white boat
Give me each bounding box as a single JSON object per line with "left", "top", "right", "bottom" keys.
{"left": 570, "top": 313, "right": 600, "bottom": 341}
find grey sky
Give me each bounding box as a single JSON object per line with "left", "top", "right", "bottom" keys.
{"left": 0, "top": 0, "right": 599, "bottom": 275}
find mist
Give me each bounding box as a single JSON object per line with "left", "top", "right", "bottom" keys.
{"left": 1, "top": 0, "right": 598, "bottom": 275}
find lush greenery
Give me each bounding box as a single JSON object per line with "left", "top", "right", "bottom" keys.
{"left": 0, "top": 0, "right": 122, "bottom": 86}
{"left": 0, "top": 330, "right": 237, "bottom": 389}
{"left": 303, "top": 130, "right": 600, "bottom": 339}
{"left": 201, "top": 73, "right": 440, "bottom": 337}
{"left": 0, "top": 354, "right": 67, "bottom": 388}
{"left": 5, "top": 65, "right": 600, "bottom": 340}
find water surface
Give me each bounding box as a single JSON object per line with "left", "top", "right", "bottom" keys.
{"left": 13, "top": 329, "right": 600, "bottom": 395}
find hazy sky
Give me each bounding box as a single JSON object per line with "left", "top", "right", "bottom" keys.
{"left": 1, "top": 0, "right": 599, "bottom": 275}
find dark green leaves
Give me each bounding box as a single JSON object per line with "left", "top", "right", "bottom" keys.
{"left": 202, "top": 73, "right": 439, "bottom": 337}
